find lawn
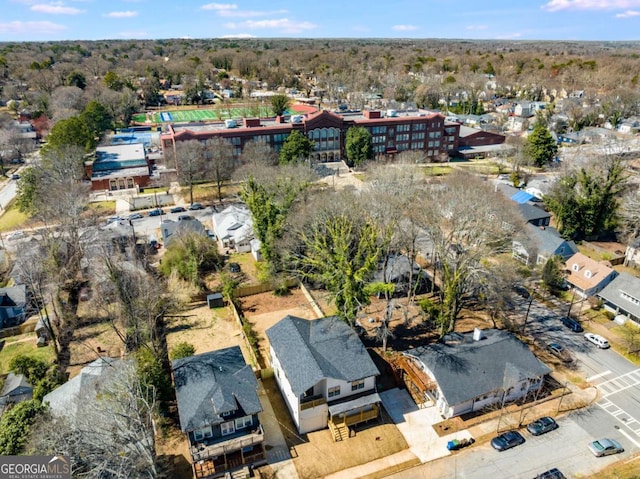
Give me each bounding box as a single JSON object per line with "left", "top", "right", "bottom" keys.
{"left": 423, "top": 165, "right": 453, "bottom": 176}
{"left": 86, "top": 200, "right": 116, "bottom": 216}
{"left": 132, "top": 105, "right": 306, "bottom": 124}
{"left": 0, "top": 334, "right": 56, "bottom": 374}
{"left": 0, "top": 203, "right": 29, "bottom": 232}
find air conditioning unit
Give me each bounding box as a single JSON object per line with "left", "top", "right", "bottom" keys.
{"left": 386, "top": 109, "right": 398, "bottom": 118}
{"left": 224, "top": 119, "right": 237, "bottom": 128}
{"left": 291, "top": 115, "right": 304, "bottom": 124}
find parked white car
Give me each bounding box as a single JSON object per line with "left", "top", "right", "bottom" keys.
{"left": 585, "top": 333, "right": 610, "bottom": 349}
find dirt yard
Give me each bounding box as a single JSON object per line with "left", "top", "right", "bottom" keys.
{"left": 164, "top": 301, "right": 245, "bottom": 357}
{"left": 258, "top": 376, "right": 411, "bottom": 479}
{"left": 241, "top": 288, "right": 319, "bottom": 364}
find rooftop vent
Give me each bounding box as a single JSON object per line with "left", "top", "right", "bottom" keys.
{"left": 224, "top": 119, "right": 237, "bottom": 129}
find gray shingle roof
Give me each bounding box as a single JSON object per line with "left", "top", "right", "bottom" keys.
{"left": 597, "top": 272, "right": 640, "bottom": 321}
{"left": 266, "top": 315, "right": 380, "bottom": 396}
{"left": 518, "top": 203, "right": 551, "bottom": 223}
{"left": 525, "top": 224, "right": 578, "bottom": 259}
{"left": 172, "top": 346, "right": 262, "bottom": 433}
{"left": 405, "top": 329, "right": 551, "bottom": 406}
{"left": 0, "top": 372, "right": 32, "bottom": 397}
{"left": 43, "top": 357, "right": 125, "bottom": 424}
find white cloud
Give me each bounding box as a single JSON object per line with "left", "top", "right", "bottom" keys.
{"left": 616, "top": 9, "right": 640, "bottom": 16}
{"left": 0, "top": 20, "right": 66, "bottom": 34}
{"left": 218, "top": 9, "right": 288, "bottom": 18}
{"left": 221, "top": 33, "right": 256, "bottom": 38}
{"left": 118, "top": 30, "right": 148, "bottom": 38}
{"left": 392, "top": 24, "right": 419, "bottom": 31}
{"left": 105, "top": 11, "right": 138, "bottom": 18}
{"left": 201, "top": 3, "right": 237, "bottom": 11}
{"left": 543, "top": 0, "right": 640, "bottom": 12}
{"left": 226, "top": 18, "right": 317, "bottom": 34}
{"left": 495, "top": 32, "right": 523, "bottom": 39}
{"left": 31, "top": 3, "right": 84, "bottom": 14}
{"left": 466, "top": 24, "right": 488, "bottom": 30}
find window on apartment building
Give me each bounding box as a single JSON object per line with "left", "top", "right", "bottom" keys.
{"left": 388, "top": 128, "right": 395, "bottom": 136}
{"left": 235, "top": 416, "right": 253, "bottom": 429}
{"left": 433, "top": 131, "right": 441, "bottom": 138}
{"left": 412, "top": 132, "right": 425, "bottom": 140}
{"left": 372, "top": 126, "right": 387, "bottom": 134}
{"left": 448, "top": 144, "right": 454, "bottom": 150}
{"left": 328, "top": 386, "right": 340, "bottom": 398}
{"left": 193, "top": 426, "right": 213, "bottom": 441}
{"left": 448, "top": 135, "right": 455, "bottom": 142}
{"left": 445, "top": 127, "right": 456, "bottom": 134}
{"left": 411, "top": 142, "right": 424, "bottom": 149}
{"left": 221, "top": 421, "right": 235, "bottom": 436}
{"left": 397, "top": 124, "right": 410, "bottom": 132}
{"left": 397, "top": 133, "right": 410, "bottom": 142}
{"left": 434, "top": 140, "right": 440, "bottom": 147}
{"left": 373, "top": 135, "right": 386, "bottom": 144}
{"left": 374, "top": 145, "right": 386, "bottom": 153}
{"left": 428, "top": 141, "right": 434, "bottom": 147}
{"left": 397, "top": 143, "right": 409, "bottom": 151}
{"left": 351, "top": 379, "right": 365, "bottom": 391}
{"left": 427, "top": 150, "right": 434, "bottom": 156}
{"left": 428, "top": 131, "right": 437, "bottom": 139}
{"left": 412, "top": 123, "right": 426, "bottom": 131}
{"left": 230, "top": 137, "right": 241, "bottom": 145}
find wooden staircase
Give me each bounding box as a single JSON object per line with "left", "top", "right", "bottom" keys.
{"left": 329, "top": 422, "right": 350, "bottom": 442}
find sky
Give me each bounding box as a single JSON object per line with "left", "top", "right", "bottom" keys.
{"left": 0, "top": 0, "right": 639, "bottom": 42}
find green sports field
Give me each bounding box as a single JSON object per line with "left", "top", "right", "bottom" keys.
{"left": 132, "top": 105, "right": 303, "bottom": 124}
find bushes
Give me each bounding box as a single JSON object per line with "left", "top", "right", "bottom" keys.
{"left": 0, "top": 400, "right": 45, "bottom": 455}
{"left": 169, "top": 342, "right": 196, "bottom": 360}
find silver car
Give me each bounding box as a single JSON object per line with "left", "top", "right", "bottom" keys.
{"left": 588, "top": 438, "right": 623, "bottom": 457}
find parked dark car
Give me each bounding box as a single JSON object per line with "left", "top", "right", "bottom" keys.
{"left": 512, "top": 285, "right": 531, "bottom": 299}
{"left": 178, "top": 215, "right": 193, "bottom": 221}
{"left": 228, "top": 262, "right": 241, "bottom": 273}
{"left": 148, "top": 208, "right": 163, "bottom": 217}
{"left": 188, "top": 202, "right": 204, "bottom": 210}
{"left": 534, "top": 468, "right": 566, "bottom": 479}
{"left": 561, "top": 316, "right": 583, "bottom": 332}
{"left": 10, "top": 174, "right": 20, "bottom": 180}
{"left": 127, "top": 212, "right": 143, "bottom": 220}
{"left": 526, "top": 417, "right": 559, "bottom": 436}
{"left": 491, "top": 430, "right": 525, "bottom": 451}
{"left": 170, "top": 206, "right": 186, "bottom": 213}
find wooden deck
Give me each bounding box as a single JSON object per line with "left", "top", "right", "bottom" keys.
{"left": 191, "top": 426, "right": 264, "bottom": 462}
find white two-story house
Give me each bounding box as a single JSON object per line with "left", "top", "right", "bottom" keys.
{"left": 266, "top": 315, "right": 380, "bottom": 441}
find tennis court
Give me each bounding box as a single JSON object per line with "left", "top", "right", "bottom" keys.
{"left": 132, "top": 104, "right": 313, "bottom": 124}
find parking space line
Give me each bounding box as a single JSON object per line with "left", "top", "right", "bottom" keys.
{"left": 587, "top": 370, "right": 612, "bottom": 381}
{"left": 597, "top": 400, "right": 640, "bottom": 440}
{"left": 619, "top": 429, "right": 640, "bottom": 449}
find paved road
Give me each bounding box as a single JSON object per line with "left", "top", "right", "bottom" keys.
{"left": 386, "top": 407, "right": 636, "bottom": 479}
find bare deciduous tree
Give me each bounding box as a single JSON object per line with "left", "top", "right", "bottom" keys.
{"left": 423, "top": 172, "right": 524, "bottom": 336}
{"left": 30, "top": 362, "right": 160, "bottom": 478}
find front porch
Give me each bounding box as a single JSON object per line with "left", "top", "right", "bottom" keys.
{"left": 327, "top": 393, "right": 381, "bottom": 442}
{"left": 190, "top": 426, "right": 266, "bottom": 479}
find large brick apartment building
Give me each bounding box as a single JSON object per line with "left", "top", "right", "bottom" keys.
{"left": 160, "top": 109, "right": 461, "bottom": 163}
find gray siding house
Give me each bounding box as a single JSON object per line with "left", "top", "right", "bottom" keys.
{"left": 403, "top": 329, "right": 551, "bottom": 418}
{"left": 597, "top": 272, "right": 640, "bottom": 326}
{"left": 266, "top": 315, "right": 380, "bottom": 440}
{"left": 172, "top": 346, "right": 266, "bottom": 478}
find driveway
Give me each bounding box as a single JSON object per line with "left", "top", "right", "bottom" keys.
{"left": 380, "top": 388, "right": 473, "bottom": 463}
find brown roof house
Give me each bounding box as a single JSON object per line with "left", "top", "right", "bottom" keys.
{"left": 565, "top": 253, "right": 618, "bottom": 298}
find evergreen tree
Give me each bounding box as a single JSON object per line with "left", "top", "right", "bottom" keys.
{"left": 526, "top": 124, "right": 557, "bottom": 167}
{"left": 345, "top": 126, "right": 373, "bottom": 167}
{"left": 278, "top": 130, "right": 314, "bottom": 165}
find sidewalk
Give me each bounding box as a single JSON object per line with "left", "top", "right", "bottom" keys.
{"left": 257, "top": 379, "right": 299, "bottom": 479}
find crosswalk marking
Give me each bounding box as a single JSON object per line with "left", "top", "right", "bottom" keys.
{"left": 593, "top": 369, "right": 640, "bottom": 398}
{"left": 587, "top": 370, "right": 612, "bottom": 381}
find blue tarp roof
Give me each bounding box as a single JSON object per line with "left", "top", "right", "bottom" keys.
{"left": 511, "top": 191, "right": 535, "bottom": 204}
